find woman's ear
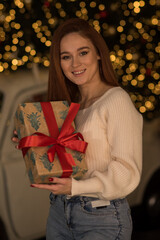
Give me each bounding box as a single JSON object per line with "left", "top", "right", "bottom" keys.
{"left": 97, "top": 55, "right": 101, "bottom": 60}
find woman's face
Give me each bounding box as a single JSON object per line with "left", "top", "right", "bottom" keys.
{"left": 60, "top": 32, "right": 101, "bottom": 87}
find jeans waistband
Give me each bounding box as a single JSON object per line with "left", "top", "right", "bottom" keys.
{"left": 57, "top": 194, "right": 126, "bottom": 206}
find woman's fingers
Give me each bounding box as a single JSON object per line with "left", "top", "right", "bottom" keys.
{"left": 30, "top": 177, "right": 72, "bottom": 195}
{"left": 11, "top": 130, "right": 20, "bottom": 149}
{"left": 12, "top": 136, "right": 19, "bottom": 143}
{"left": 12, "top": 130, "right": 19, "bottom": 143}
{"left": 13, "top": 130, "right": 18, "bottom": 135}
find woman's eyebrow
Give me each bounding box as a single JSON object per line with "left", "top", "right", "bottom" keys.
{"left": 60, "top": 46, "right": 90, "bottom": 55}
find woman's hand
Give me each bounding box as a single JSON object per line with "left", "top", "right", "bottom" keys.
{"left": 11, "top": 130, "right": 19, "bottom": 149}
{"left": 31, "top": 177, "right": 72, "bottom": 195}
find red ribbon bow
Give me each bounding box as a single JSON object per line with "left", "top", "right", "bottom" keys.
{"left": 18, "top": 102, "right": 88, "bottom": 178}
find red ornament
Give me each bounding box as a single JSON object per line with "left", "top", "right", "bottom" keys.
{"left": 99, "top": 10, "right": 108, "bottom": 19}
{"left": 146, "top": 68, "right": 151, "bottom": 76}
{"left": 44, "top": 1, "right": 50, "bottom": 7}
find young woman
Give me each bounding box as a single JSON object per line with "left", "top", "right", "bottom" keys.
{"left": 13, "top": 18, "right": 143, "bottom": 239}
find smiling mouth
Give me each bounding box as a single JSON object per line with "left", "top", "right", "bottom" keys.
{"left": 72, "top": 69, "right": 86, "bottom": 76}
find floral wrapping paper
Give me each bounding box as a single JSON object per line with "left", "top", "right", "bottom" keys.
{"left": 14, "top": 101, "right": 88, "bottom": 184}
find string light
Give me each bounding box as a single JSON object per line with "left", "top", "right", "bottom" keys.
{"left": 0, "top": 0, "right": 159, "bottom": 119}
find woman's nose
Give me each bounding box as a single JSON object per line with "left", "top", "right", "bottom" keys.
{"left": 72, "top": 56, "right": 81, "bottom": 67}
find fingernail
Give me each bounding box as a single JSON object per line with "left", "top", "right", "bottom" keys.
{"left": 49, "top": 178, "right": 54, "bottom": 182}
{"left": 30, "top": 184, "right": 35, "bottom": 187}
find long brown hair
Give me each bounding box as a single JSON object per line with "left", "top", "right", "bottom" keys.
{"left": 48, "top": 18, "right": 119, "bottom": 103}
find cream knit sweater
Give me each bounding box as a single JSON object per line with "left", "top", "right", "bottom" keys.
{"left": 71, "top": 86, "right": 143, "bottom": 201}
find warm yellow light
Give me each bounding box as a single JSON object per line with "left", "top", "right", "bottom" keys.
{"left": 55, "top": 2, "right": 62, "bottom": 9}
{"left": 131, "top": 94, "right": 137, "bottom": 101}
{"left": 153, "top": 73, "right": 160, "bottom": 80}
{"left": 152, "top": 18, "right": 158, "bottom": 25}
{"left": 59, "top": 10, "right": 66, "bottom": 17}
{"left": 22, "top": 56, "right": 29, "bottom": 62}
{"left": 145, "top": 101, "right": 153, "bottom": 109}
{"left": 136, "top": 22, "right": 142, "bottom": 29}
{"left": 90, "top": 1, "right": 96, "bottom": 8}
{"left": 124, "top": 10, "right": 130, "bottom": 16}
{"left": 34, "top": 57, "right": 40, "bottom": 63}
{"left": 10, "top": 9, "right": 16, "bottom": 15}
{"left": 3, "top": 62, "right": 9, "bottom": 69}
{"left": 12, "top": 59, "right": 18, "bottom": 65}
{"left": 99, "top": 4, "right": 105, "bottom": 11}
{"left": 17, "top": 31, "right": 23, "bottom": 37}
{"left": 120, "top": 60, "right": 125, "bottom": 66}
{"left": 142, "top": 33, "right": 149, "bottom": 40}
{"left": 43, "top": 60, "right": 50, "bottom": 67}
{"left": 37, "top": 32, "right": 43, "bottom": 38}
{"left": 117, "top": 26, "right": 123, "bottom": 32}
{"left": 120, "top": 20, "right": 126, "bottom": 26}
{"left": 102, "top": 23, "right": 108, "bottom": 29}
{"left": 48, "top": 18, "right": 55, "bottom": 25}
{"left": 18, "top": 60, "right": 23, "bottom": 66}
{"left": 15, "top": 23, "right": 21, "bottom": 29}
{"left": 11, "top": 65, "right": 17, "bottom": 70}
{"left": 11, "top": 46, "right": 17, "bottom": 51}
{"left": 3, "top": 52, "right": 10, "bottom": 60}
{"left": 45, "top": 40, "right": 51, "bottom": 47}
{"left": 122, "top": 76, "right": 128, "bottom": 82}
{"left": 131, "top": 79, "right": 137, "bottom": 86}
{"left": 76, "top": 11, "right": 82, "bottom": 17}
{"left": 117, "top": 50, "right": 124, "bottom": 57}
{"left": 40, "top": 37, "right": 46, "bottom": 43}
{"left": 32, "top": 22, "right": 39, "bottom": 29}
{"left": 5, "top": 45, "right": 11, "bottom": 51}
{"left": 0, "top": 3, "right": 4, "bottom": 10}
{"left": 129, "top": 63, "right": 137, "bottom": 72}
{"left": 128, "top": 3, "right": 133, "bottom": 9}
{"left": 138, "top": 74, "right": 145, "bottom": 81}
{"left": 137, "top": 95, "right": 143, "bottom": 101}
{"left": 126, "top": 53, "right": 132, "bottom": 60}
{"left": 25, "top": 46, "right": 31, "bottom": 52}
{"left": 150, "top": 29, "right": 156, "bottom": 36}
{"left": 127, "top": 74, "right": 133, "bottom": 81}
{"left": 133, "top": 1, "right": 140, "bottom": 7}
{"left": 30, "top": 50, "right": 36, "bottom": 56}
{"left": 110, "top": 55, "right": 116, "bottom": 61}
{"left": 139, "top": 1, "right": 145, "bottom": 7}
{"left": 134, "top": 7, "right": 140, "bottom": 13}
{"left": 139, "top": 106, "right": 146, "bottom": 113}
{"left": 46, "top": 12, "right": 52, "bottom": 19}
{"left": 149, "top": 96, "right": 155, "bottom": 102}
{"left": 5, "top": 16, "right": 12, "bottom": 22}
{"left": 37, "top": 20, "right": 42, "bottom": 26}
{"left": 0, "top": 66, "right": 4, "bottom": 72}
{"left": 80, "top": 1, "right": 86, "bottom": 8}
{"left": 81, "top": 8, "right": 88, "bottom": 15}
{"left": 45, "top": 30, "right": 51, "bottom": 37}
{"left": 12, "top": 38, "right": 18, "bottom": 44}
{"left": 127, "top": 35, "right": 133, "bottom": 41}
{"left": 149, "top": 0, "right": 156, "bottom": 5}
{"left": 94, "top": 25, "right": 100, "bottom": 32}
{"left": 148, "top": 83, "right": 154, "bottom": 90}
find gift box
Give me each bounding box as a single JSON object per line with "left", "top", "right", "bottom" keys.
{"left": 14, "top": 101, "right": 88, "bottom": 184}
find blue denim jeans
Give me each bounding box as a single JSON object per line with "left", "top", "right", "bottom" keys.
{"left": 46, "top": 193, "right": 132, "bottom": 240}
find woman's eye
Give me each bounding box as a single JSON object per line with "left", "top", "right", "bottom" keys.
{"left": 61, "top": 55, "right": 70, "bottom": 60}
{"left": 80, "top": 51, "right": 88, "bottom": 56}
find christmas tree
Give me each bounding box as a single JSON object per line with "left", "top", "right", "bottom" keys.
{"left": 0, "top": 0, "right": 159, "bottom": 120}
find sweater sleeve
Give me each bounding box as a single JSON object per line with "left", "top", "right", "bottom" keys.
{"left": 71, "top": 89, "right": 143, "bottom": 200}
